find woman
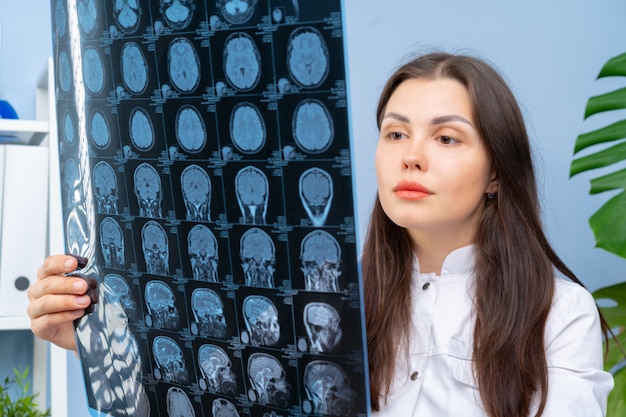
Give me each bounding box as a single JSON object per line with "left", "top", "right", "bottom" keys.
{"left": 364, "top": 52, "right": 613, "bottom": 416}
{"left": 28, "top": 52, "right": 613, "bottom": 416}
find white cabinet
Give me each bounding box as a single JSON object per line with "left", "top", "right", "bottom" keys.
{"left": 0, "top": 58, "right": 67, "bottom": 417}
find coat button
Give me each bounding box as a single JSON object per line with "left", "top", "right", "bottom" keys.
{"left": 410, "top": 371, "right": 419, "bottom": 381}
{"left": 422, "top": 282, "right": 431, "bottom": 290}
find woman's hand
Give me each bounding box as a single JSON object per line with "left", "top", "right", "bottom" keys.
{"left": 26, "top": 255, "right": 91, "bottom": 352}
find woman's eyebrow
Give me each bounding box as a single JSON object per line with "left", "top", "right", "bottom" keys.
{"left": 431, "top": 114, "right": 474, "bottom": 127}
{"left": 381, "top": 112, "right": 410, "bottom": 123}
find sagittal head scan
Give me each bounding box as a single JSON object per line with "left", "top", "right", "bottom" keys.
{"left": 243, "top": 295, "right": 280, "bottom": 346}
{"left": 304, "top": 302, "right": 342, "bottom": 352}
{"left": 191, "top": 288, "right": 227, "bottom": 338}
{"left": 198, "top": 344, "right": 237, "bottom": 395}
{"left": 300, "top": 230, "right": 342, "bottom": 292}
{"left": 153, "top": 336, "right": 189, "bottom": 384}
{"left": 304, "top": 360, "right": 356, "bottom": 416}
{"left": 240, "top": 228, "right": 275, "bottom": 288}
{"left": 247, "top": 352, "right": 291, "bottom": 408}
{"left": 144, "top": 280, "right": 180, "bottom": 330}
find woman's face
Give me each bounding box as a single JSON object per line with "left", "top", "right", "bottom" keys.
{"left": 375, "top": 77, "right": 496, "bottom": 245}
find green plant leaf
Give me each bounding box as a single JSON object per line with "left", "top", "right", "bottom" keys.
{"left": 590, "top": 191, "right": 626, "bottom": 259}
{"left": 570, "top": 140, "right": 626, "bottom": 177}
{"left": 599, "top": 53, "right": 626, "bottom": 78}
{"left": 574, "top": 119, "right": 626, "bottom": 153}
{"left": 590, "top": 168, "right": 626, "bottom": 194}
{"left": 585, "top": 87, "right": 626, "bottom": 119}
{"left": 608, "top": 366, "right": 626, "bottom": 417}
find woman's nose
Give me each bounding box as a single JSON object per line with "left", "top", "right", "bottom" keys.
{"left": 402, "top": 140, "right": 427, "bottom": 171}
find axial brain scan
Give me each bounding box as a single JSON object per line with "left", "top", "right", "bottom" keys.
{"left": 304, "top": 302, "right": 342, "bottom": 352}
{"left": 197, "top": 344, "right": 237, "bottom": 395}
{"left": 89, "top": 108, "right": 110, "bottom": 149}
{"left": 303, "top": 361, "right": 356, "bottom": 416}
{"left": 235, "top": 166, "right": 268, "bottom": 225}
{"left": 243, "top": 295, "right": 280, "bottom": 346}
{"left": 121, "top": 42, "right": 149, "bottom": 94}
{"left": 286, "top": 26, "right": 329, "bottom": 88}
{"left": 134, "top": 163, "right": 162, "bottom": 218}
{"left": 299, "top": 167, "right": 333, "bottom": 226}
{"left": 144, "top": 280, "right": 180, "bottom": 330}
{"left": 100, "top": 217, "right": 124, "bottom": 268}
{"left": 223, "top": 32, "right": 261, "bottom": 91}
{"left": 141, "top": 220, "right": 169, "bottom": 275}
{"left": 160, "top": 0, "right": 195, "bottom": 30}
{"left": 93, "top": 161, "right": 119, "bottom": 215}
{"left": 230, "top": 102, "right": 266, "bottom": 154}
{"left": 82, "top": 47, "right": 105, "bottom": 96}
{"left": 218, "top": 0, "right": 257, "bottom": 24}
{"left": 130, "top": 107, "right": 155, "bottom": 151}
{"left": 191, "top": 288, "right": 227, "bottom": 338}
{"left": 113, "top": 0, "right": 142, "bottom": 34}
{"left": 77, "top": 0, "right": 98, "bottom": 36}
{"left": 58, "top": 50, "right": 71, "bottom": 94}
{"left": 168, "top": 37, "right": 200, "bottom": 93}
{"left": 153, "top": 336, "right": 189, "bottom": 384}
{"left": 300, "top": 230, "right": 342, "bottom": 292}
{"left": 292, "top": 99, "right": 333, "bottom": 153}
{"left": 240, "top": 228, "right": 275, "bottom": 288}
{"left": 176, "top": 104, "right": 206, "bottom": 153}
{"left": 247, "top": 353, "right": 291, "bottom": 408}
{"left": 187, "top": 224, "right": 219, "bottom": 281}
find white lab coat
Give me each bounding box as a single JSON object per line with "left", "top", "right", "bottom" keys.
{"left": 373, "top": 245, "right": 614, "bottom": 417}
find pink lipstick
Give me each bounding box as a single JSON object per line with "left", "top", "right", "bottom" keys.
{"left": 394, "top": 180, "right": 433, "bottom": 200}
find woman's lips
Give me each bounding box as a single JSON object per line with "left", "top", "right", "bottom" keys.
{"left": 393, "top": 180, "right": 433, "bottom": 200}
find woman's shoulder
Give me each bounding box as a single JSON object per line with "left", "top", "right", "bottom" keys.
{"left": 547, "top": 276, "right": 601, "bottom": 335}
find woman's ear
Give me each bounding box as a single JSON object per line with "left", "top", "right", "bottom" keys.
{"left": 486, "top": 171, "right": 499, "bottom": 194}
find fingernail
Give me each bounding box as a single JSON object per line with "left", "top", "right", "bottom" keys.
{"left": 65, "top": 258, "right": 75, "bottom": 270}
{"left": 76, "top": 295, "right": 90, "bottom": 306}
{"left": 73, "top": 280, "right": 87, "bottom": 292}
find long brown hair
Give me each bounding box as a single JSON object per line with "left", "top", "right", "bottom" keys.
{"left": 363, "top": 52, "right": 607, "bottom": 416}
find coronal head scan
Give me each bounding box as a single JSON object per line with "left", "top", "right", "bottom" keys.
{"left": 134, "top": 163, "right": 163, "bottom": 218}
{"left": 129, "top": 107, "right": 155, "bottom": 152}
{"left": 243, "top": 295, "right": 280, "bottom": 346}
{"left": 300, "top": 230, "right": 342, "bottom": 292}
{"left": 121, "top": 42, "right": 149, "bottom": 95}
{"left": 89, "top": 108, "right": 111, "bottom": 149}
{"left": 93, "top": 161, "right": 119, "bottom": 215}
{"left": 212, "top": 398, "right": 239, "bottom": 417}
{"left": 303, "top": 302, "right": 342, "bottom": 353}
{"left": 197, "top": 344, "right": 237, "bottom": 395}
{"left": 303, "top": 361, "right": 356, "bottom": 416}
{"left": 168, "top": 37, "right": 200, "bottom": 93}
{"left": 160, "top": 0, "right": 196, "bottom": 30}
{"left": 247, "top": 353, "right": 291, "bottom": 408}
{"left": 100, "top": 217, "right": 124, "bottom": 269}
{"left": 190, "top": 288, "right": 227, "bottom": 338}
{"left": 113, "top": 0, "right": 142, "bottom": 34}
{"left": 286, "top": 26, "right": 330, "bottom": 88}
{"left": 223, "top": 32, "right": 261, "bottom": 91}
{"left": 292, "top": 99, "right": 334, "bottom": 154}
{"left": 217, "top": 0, "right": 257, "bottom": 24}
{"left": 166, "top": 386, "right": 196, "bottom": 417}
{"left": 152, "top": 336, "right": 189, "bottom": 384}
{"left": 235, "top": 166, "right": 268, "bottom": 225}
{"left": 176, "top": 105, "right": 207, "bottom": 153}
{"left": 187, "top": 224, "right": 219, "bottom": 282}
{"left": 181, "top": 164, "right": 212, "bottom": 222}
{"left": 144, "top": 280, "right": 180, "bottom": 330}
{"left": 63, "top": 158, "right": 81, "bottom": 209}
{"left": 240, "top": 228, "right": 275, "bottom": 288}
{"left": 230, "top": 102, "right": 266, "bottom": 154}
{"left": 141, "top": 220, "right": 170, "bottom": 276}
{"left": 299, "top": 167, "right": 333, "bottom": 227}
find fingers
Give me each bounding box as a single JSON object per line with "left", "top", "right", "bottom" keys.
{"left": 36, "top": 254, "right": 77, "bottom": 281}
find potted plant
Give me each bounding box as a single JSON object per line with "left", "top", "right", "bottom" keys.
{"left": 570, "top": 51, "right": 626, "bottom": 416}
{"left": 0, "top": 366, "right": 50, "bottom": 417}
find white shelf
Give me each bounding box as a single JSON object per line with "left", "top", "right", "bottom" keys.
{"left": 0, "top": 315, "right": 30, "bottom": 330}
{"left": 0, "top": 119, "right": 49, "bottom": 145}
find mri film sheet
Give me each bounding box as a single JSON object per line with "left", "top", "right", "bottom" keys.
{"left": 50, "top": 1, "right": 368, "bottom": 416}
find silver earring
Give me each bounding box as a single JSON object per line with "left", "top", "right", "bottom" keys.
{"left": 487, "top": 192, "right": 495, "bottom": 201}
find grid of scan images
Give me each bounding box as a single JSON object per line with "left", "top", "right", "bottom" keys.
{"left": 50, "top": 0, "right": 367, "bottom": 416}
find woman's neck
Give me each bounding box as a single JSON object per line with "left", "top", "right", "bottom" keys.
{"left": 408, "top": 229, "right": 476, "bottom": 275}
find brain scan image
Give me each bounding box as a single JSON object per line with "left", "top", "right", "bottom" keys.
{"left": 141, "top": 220, "right": 170, "bottom": 276}
{"left": 153, "top": 336, "right": 189, "bottom": 384}
{"left": 303, "top": 361, "right": 356, "bottom": 416}
{"left": 197, "top": 344, "right": 237, "bottom": 395}
{"left": 103, "top": 274, "right": 138, "bottom": 322}
{"left": 121, "top": 42, "right": 149, "bottom": 95}
{"left": 240, "top": 228, "right": 275, "bottom": 288}
{"left": 247, "top": 353, "right": 291, "bottom": 408}
{"left": 83, "top": 47, "right": 105, "bottom": 96}
{"left": 63, "top": 158, "right": 81, "bottom": 209}
{"left": 188, "top": 224, "right": 218, "bottom": 281}
{"left": 77, "top": 0, "right": 98, "bottom": 36}
{"left": 130, "top": 107, "right": 155, "bottom": 151}
{"left": 66, "top": 211, "right": 91, "bottom": 272}
{"left": 134, "top": 163, "right": 162, "bottom": 218}
{"left": 176, "top": 104, "right": 206, "bottom": 153}
{"left": 235, "top": 166, "right": 268, "bottom": 225}
{"left": 54, "top": 0, "right": 67, "bottom": 38}
{"left": 58, "top": 50, "right": 71, "bottom": 94}
{"left": 223, "top": 32, "right": 261, "bottom": 91}
{"left": 166, "top": 386, "right": 195, "bottom": 416}
{"left": 93, "top": 161, "right": 119, "bottom": 215}
{"left": 300, "top": 230, "right": 341, "bottom": 292}
{"left": 299, "top": 167, "right": 333, "bottom": 226}
{"left": 190, "top": 288, "right": 227, "bottom": 338}
{"left": 100, "top": 217, "right": 124, "bottom": 269}
{"left": 160, "top": 0, "right": 195, "bottom": 30}
{"left": 63, "top": 109, "right": 76, "bottom": 145}
{"left": 89, "top": 108, "right": 111, "bottom": 149}
{"left": 114, "top": 0, "right": 142, "bottom": 34}
{"left": 243, "top": 295, "right": 280, "bottom": 346}
{"left": 181, "top": 165, "right": 211, "bottom": 222}
{"left": 212, "top": 398, "right": 239, "bottom": 417}
{"left": 303, "top": 302, "right": 342, "bottom": 353}
{"left": 286, "top": 26, "right": 330, "bottom": 88}
{"left": 230, "top": 102, "right": 266, "bottom": 154}
{"left": 292, "top": 99, "right": 333, "bottom": 153}
{"left": 144, "top": 280, "right": 180, "bottom": 330}
{"left": 168, "top": 38, "right": 201, "bottom": 93}
{"left": 217, "top": 0, "right": 257, "bottom": 24}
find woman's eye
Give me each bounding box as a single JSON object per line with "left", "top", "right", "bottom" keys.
{"left": 439, "top": 135, "right": 456, "bottom": 144}
{"left": 389, "top": 132, "right": 405, "bottom": 140}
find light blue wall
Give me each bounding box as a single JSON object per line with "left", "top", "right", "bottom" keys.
{"left": 1, "top": 1, "right": 625, "bottom": 416}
